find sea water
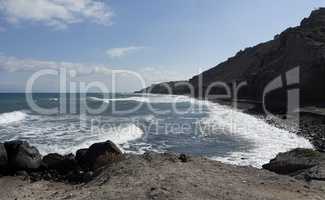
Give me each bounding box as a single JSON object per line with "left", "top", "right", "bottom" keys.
{"left": 0, "top": 93, "right": 312, "bottom": 168}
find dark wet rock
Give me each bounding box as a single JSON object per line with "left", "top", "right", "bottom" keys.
{"left": 15, "top": 170, "right": 28, "bottom": 177}
{"left": 179, "top": 154, "right": 190, "bottom": 163}
{"left": 42, "top": 153, "right": 64, "bottom": 169}
{"left": 263, "top": 148, "right": 325, "bottom": 175}
{"left": 75, "top": 148, "right": 88, "bottom": 165}
{"left": 0, "top": 140, "right": 124, "bottom": 184}
{"left": 42, "top": 153, "right": 78, "bottom": 174}
{"left": 4, "top": 140, "right": 42, "bottom": 171}
{"left": 83, "top": 171, "right": 94, "bottom": 183}
{"left": 80, "top": 140, "right": 123, "bottom": 170}
{"left": 0, "top": 143, "right": 8, "bottom": 172}
{"left": 61, "top": 154, "right": 78, "bottom": 173}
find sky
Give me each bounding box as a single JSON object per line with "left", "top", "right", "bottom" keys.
{"left": 0, "top": 0, "right": 324, "bottom": 92}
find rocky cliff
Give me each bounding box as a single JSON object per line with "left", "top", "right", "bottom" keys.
{"left": 191, "top": 8, "right": 325, "bottom": 111}
{"left": 135, "top": 81, "right": 191, "bottom": 95}
{"left": 140, "top": 8, "right": 325, "bottom": 112}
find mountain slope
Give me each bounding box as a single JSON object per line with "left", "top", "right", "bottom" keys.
{"left": 190, "top": 8, "right": 325, "bottom": 107}
{"left": 140, "top": 8, "right": 325, "bottom": 111}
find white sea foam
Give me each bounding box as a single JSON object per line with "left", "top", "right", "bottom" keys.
{"left": 88, "top": 96, "right": 149, "bottom": 103}
{"left": 0, "top": 111, "right": 27, "bottom": 124}
{"left": 49, "top": 98, "right": 58, "bottom": 101}
{"left": 88, "top": 95, "right": 196, "bottom": 104}
{"left": 201, "top": 102, "right": 313, "bottom": 168}
{"left": 35, "top": 123, "right": 144, "bottom": 155}
{"left": 104, "top": 123, "right": 144, "bottom": 145}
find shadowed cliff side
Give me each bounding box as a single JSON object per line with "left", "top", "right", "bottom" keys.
{"left": 138, "top": 8, "right": 325, "bottom": 112}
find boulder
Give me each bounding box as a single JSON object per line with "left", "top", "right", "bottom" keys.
{"left": 0, "top": 143, "right": 8, "bottom": 171}
{"left": 179, "top": 154, "right": 190, "bottom": 163}
{"left": 263, "top": 148, "right": 325, "bottom": 175}
{"left": 75, "top": 148, "right": 88, "bottom": 165}
{"left": 80, "top": 140, "right": 123, "bottom": 170}
{"left": 42, "top": 153, "right": 78, "bottom": 174}
{"left": 4, "top": 140, "right": 42, "bottom": 171}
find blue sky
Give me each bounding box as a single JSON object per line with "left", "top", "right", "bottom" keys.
{"left": 0, "top": 0, "right": 324, "bottom": 92}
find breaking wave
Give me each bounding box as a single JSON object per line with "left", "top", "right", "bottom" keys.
{"left": 201, "top": 102, "right": 313, "bottom": 168}
{"left": 88, "top": 95, "right": 196, "bottom": 104}
{"left": 34, "top": 123, "right": 144, "bottom": 155}
{"left": 0, "top": 111, "right": 27, "bottom": 125}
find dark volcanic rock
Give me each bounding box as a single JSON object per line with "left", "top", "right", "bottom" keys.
{"left": 4, "top": 140, "right": 42, "bottom": 171}
{"left": 179, "top": 154, "right": 190, "bottom": 163}
{"left": 263, "top": 148, "right": 325, "bottom": 175}
{"left": 139, "top": 8, "right": 325, "bottom": 113}
{"left": 136, "top": 81, "right": 191, "bottom": 94}
{"left": 15, "top": 170, "right": 29, "bottom": 177}
{"left": 189, "top": 9, "right": 325, "bottom": 112}
{"left": 75, "top": 148, "right": 88, "bottom": 165}
{"left": 0, "top": 143, "right": 8, "bottom": 171}
{"left": 80, "top": 140, "right": 123, "bottom": 170}
{"left": 42, "top": 153, "right": 78, "bottom": 174}
{"left": 0, "top": 140, "right": 123, "bottom": 183}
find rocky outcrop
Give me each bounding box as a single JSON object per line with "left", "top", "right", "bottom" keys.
{"left": 0, "top": 140, "right": 124, "bottom": 183}
{"left": 79, "top": 140, "right": 123, "bottom": 170}
{"left": 135, "top": 81, "right": 191, "bottom": 94}
{"left": 4, "top": 140, "right": 42, "bottom": 171}
{"left": 75, "top": 148, "right": 88, "bottom": 165}
{"left": 189, "top": 8, "right": 325, "bottom": 112}
{"left": 263, "top": 148, "right": 325, "bottom": 182}
{"left": 42, "top": 153, "right": 78, "bottom": 175}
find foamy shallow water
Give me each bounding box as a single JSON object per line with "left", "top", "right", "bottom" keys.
{"left": 0, "top": 93, "right": 313, "bottom": 168}
{"left": 202, "top": 102, "right": 313, "bottom": 167}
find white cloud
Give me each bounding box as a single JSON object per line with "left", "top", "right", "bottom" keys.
{"left": 106, "top": 46, "right": 145, "bottom": 58}
{"left": 0, "top": 54, "right": 112, "bottom": 75}
{"left": 0, "top": 54, "right": 189, "bottom": 91}
{"left": 0, "top": 0, "right": 113, "bottom": 29}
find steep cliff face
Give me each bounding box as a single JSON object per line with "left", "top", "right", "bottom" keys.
{"left": 190, "top": 8, "right": 325, "bottom": 109}
{"left": 138, "top": 9, "right": 325, "bottom": 112}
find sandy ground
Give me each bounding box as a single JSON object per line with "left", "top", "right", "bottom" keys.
{"left": 0, "top": 153, "right": 324, "bottom": 200}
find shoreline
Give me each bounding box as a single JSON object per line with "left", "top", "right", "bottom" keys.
{"left": 0, "top": 95, "right": 324, "bottom": 199}
{"left": 1, "top": 152, "right": 325, "bottom": 200}
{"left": 209, "top": 98, "right": 325, "bottom": 152}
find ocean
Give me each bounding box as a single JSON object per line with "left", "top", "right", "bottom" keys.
{"left": 0, "top": 93, "right": 312, "bottom": 168}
